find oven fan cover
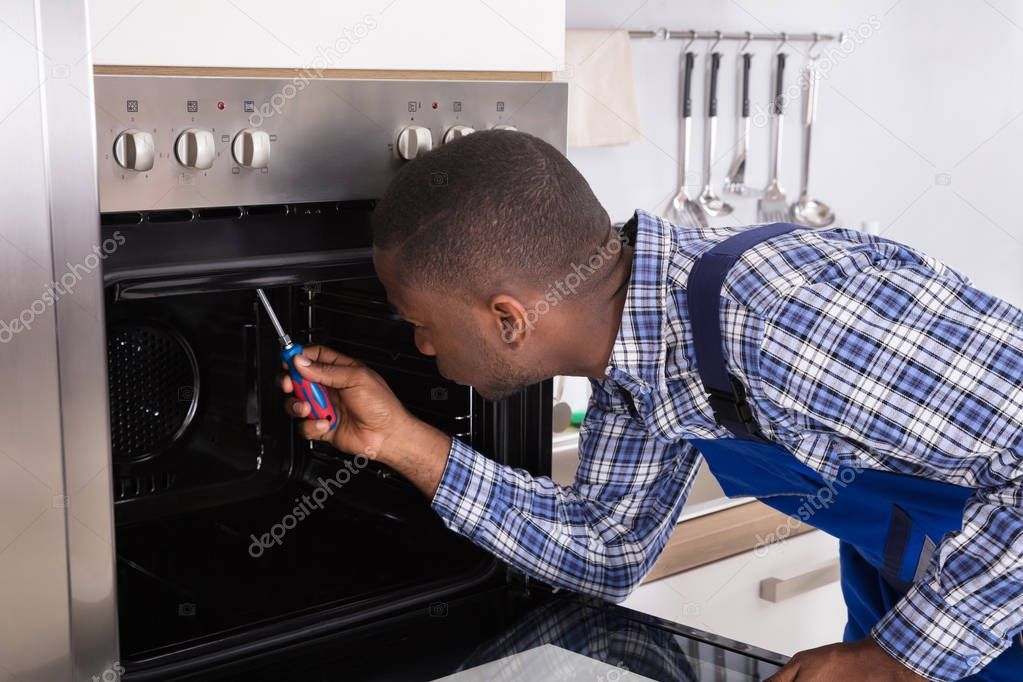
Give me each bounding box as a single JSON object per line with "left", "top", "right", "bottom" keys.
{"left": 107, "top": 322, "right": 200, "bottom": 462}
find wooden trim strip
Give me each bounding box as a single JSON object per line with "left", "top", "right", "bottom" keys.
{"left": 642, "top": 501, "right": 815, "bottom": 583}
{"left": 93, "top": 65, "right": 554, "bottom": 81}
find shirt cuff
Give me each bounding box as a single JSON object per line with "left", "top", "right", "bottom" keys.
{"left": 871, "top": 578, "right": 1004, "bottom": 682}
{"left": 430, "top": 437, "right": 501, "bottom": 538}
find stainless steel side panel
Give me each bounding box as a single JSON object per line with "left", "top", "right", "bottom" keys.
{"left": 0, "top": 1, "right": 119, "bottom": 680}
{"left": 94, "top": 77, "right": 568, "bottom": 212}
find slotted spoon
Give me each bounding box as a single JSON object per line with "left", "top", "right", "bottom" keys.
{"left": 758, "top": 52, "right": 789, "bottom": 223}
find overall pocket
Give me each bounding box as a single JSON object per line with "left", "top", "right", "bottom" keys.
{"left": 880, "top": 504, "right": 937, "bottom": 593}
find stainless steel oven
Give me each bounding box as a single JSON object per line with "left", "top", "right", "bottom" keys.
{"left": 91, "top": 75, "right": 562, "bottom": 679}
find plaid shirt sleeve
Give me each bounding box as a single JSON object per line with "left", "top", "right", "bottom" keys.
{"left": 431, "top": 380, "right": 701, "bottom": 602}
{"left": 757, "top": 254, "right": 1023, "bottom": 681}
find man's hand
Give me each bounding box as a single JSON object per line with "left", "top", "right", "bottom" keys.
{"left": 767, "top": 638, "right": 928, "bottom": 682}
{"left": 281, "top": 345, "right": 406, "bottom": 457}
{"left": 281, "top": 345, "right": 452, "bottom": 496}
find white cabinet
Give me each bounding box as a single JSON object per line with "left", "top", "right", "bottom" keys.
{"left": 623, "top": 530, "right": 848, "bottom": 657}
{"left": 88, "top": 0, "right": 565, "bottom": 72}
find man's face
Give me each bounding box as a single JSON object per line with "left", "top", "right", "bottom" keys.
{"left": 373, "top": 249, "right": 542, "bottom": 400}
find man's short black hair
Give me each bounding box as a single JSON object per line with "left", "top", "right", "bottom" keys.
{"left": 372, "top": 129, "right": 612, "bottom": 295}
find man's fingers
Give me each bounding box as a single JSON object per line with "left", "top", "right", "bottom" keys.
{"left": 301, "top": 344, "right": 359, "bottom": 367}
{"left": 295, "top": 356, "right": 364, "bottom": 390}
{"left": 286, "top": 396, "right": 335, "bottom": 435}
{"left": 285, "top": 396, "right": 309, "bottom": 418}
{"left": 297, "top": 417, "right": 333, "bottom": 441}
{"left": 279, "top": 345, "right": 364, "bottom": 438}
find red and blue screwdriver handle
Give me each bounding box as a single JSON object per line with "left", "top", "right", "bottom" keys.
{"left": 281, "top": 343, "right": 337, "bottom": 430}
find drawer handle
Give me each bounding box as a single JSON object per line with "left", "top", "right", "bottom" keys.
{"left": 759, "top": 558, "right": 840, "bottom": 603}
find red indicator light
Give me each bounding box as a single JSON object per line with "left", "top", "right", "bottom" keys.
{"left": 431, "top": 102, "right": 438, "bottom": 109}
{"left": 217, "top": 101, "right": 225, "bottom": 110}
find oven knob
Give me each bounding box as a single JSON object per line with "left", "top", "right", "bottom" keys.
{"left": 396, "top": 125, "right": 433, "bottom": 160}
{"left": 492, "top": 124, "right": 517, "bottom": 131}
{"left": 112, "top": 129, "right": 155, "bottom": 171}
{"left": 442, "top": 125, "right": 475, "bottom": 143}
{"left": 231, "top": 128, "right": 271, "bottom": 168}
{"left": 174, "top": 128, "right": 216, "bottom": 170}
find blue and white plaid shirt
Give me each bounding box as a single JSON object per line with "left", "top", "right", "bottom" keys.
{"left": 431, "top": 208, "right": 1023, "bottom": 681}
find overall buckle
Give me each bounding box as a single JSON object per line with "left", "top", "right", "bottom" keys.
{"left": 705, "top": 375, "right": 766, "bottom": 440}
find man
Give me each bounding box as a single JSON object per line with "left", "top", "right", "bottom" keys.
{"left": 281, "top": 130, "right": 1023, "bottom": 681}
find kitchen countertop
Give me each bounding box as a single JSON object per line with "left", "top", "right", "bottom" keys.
{"left": 552, "top": 430, "right": 814, "bottom": 583}
{"left": 185, "top": 586, "right": 787, "bottom": 681}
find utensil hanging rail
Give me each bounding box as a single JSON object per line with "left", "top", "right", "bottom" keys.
{"left": 628, "top": 30, "right": 843, "bottom": 43}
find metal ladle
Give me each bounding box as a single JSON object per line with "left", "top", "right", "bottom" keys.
{"left": 791, "top": 51, "right": 835, "bottom": 227}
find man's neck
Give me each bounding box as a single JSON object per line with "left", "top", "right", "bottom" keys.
{"left": 551, "top": 241, "right": 634, "bottom": 380}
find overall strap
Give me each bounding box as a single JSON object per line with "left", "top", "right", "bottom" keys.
{"left": 686, "top": 223, "right": 801, "bottom": 441}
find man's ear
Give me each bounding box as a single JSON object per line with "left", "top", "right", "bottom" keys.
{"left": 488, "top": 294, "right": 531, "bottom": 349}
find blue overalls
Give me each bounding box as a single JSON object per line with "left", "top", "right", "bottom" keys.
{"left": 685, "top": 223, "right": 1023, "bottom": 681}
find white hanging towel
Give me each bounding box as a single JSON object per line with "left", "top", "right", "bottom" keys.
{"left": 556, "top": 30, "right": 642, "bottom": 148}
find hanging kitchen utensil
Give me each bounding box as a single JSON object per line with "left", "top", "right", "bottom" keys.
{"left": 697, "top": 48, "right": 733, "bottom": 217}
{"left": 790, "top": 53, "right": 835, "bottom": 227}
{"left": 666, "top": 50, "right": 708, "bottom": 227}
{"left": 724, "top": 50, "right": 755, "bottom": 196}
{"left": 757, "top": 49, "right": 789, "bottom": 223}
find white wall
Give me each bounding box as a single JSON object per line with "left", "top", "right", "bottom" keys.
{"left": 566, "top": 0, "right": 1023, "bottom": 307}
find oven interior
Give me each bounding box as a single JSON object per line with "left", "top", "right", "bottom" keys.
{"left": 102, "top": 202, "right": 550, "bottom": 673}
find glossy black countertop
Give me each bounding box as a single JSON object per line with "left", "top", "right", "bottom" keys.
{"left": 163, "top": 584, "right": 787, "bottom": 681}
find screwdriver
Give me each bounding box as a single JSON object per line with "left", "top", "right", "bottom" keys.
{"left": 256, "top": 288, "right": 337, "bottom": 430}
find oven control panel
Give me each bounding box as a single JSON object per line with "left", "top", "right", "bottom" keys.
{"left": 94, "top": 76, "right": 567, "bottom": 213}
